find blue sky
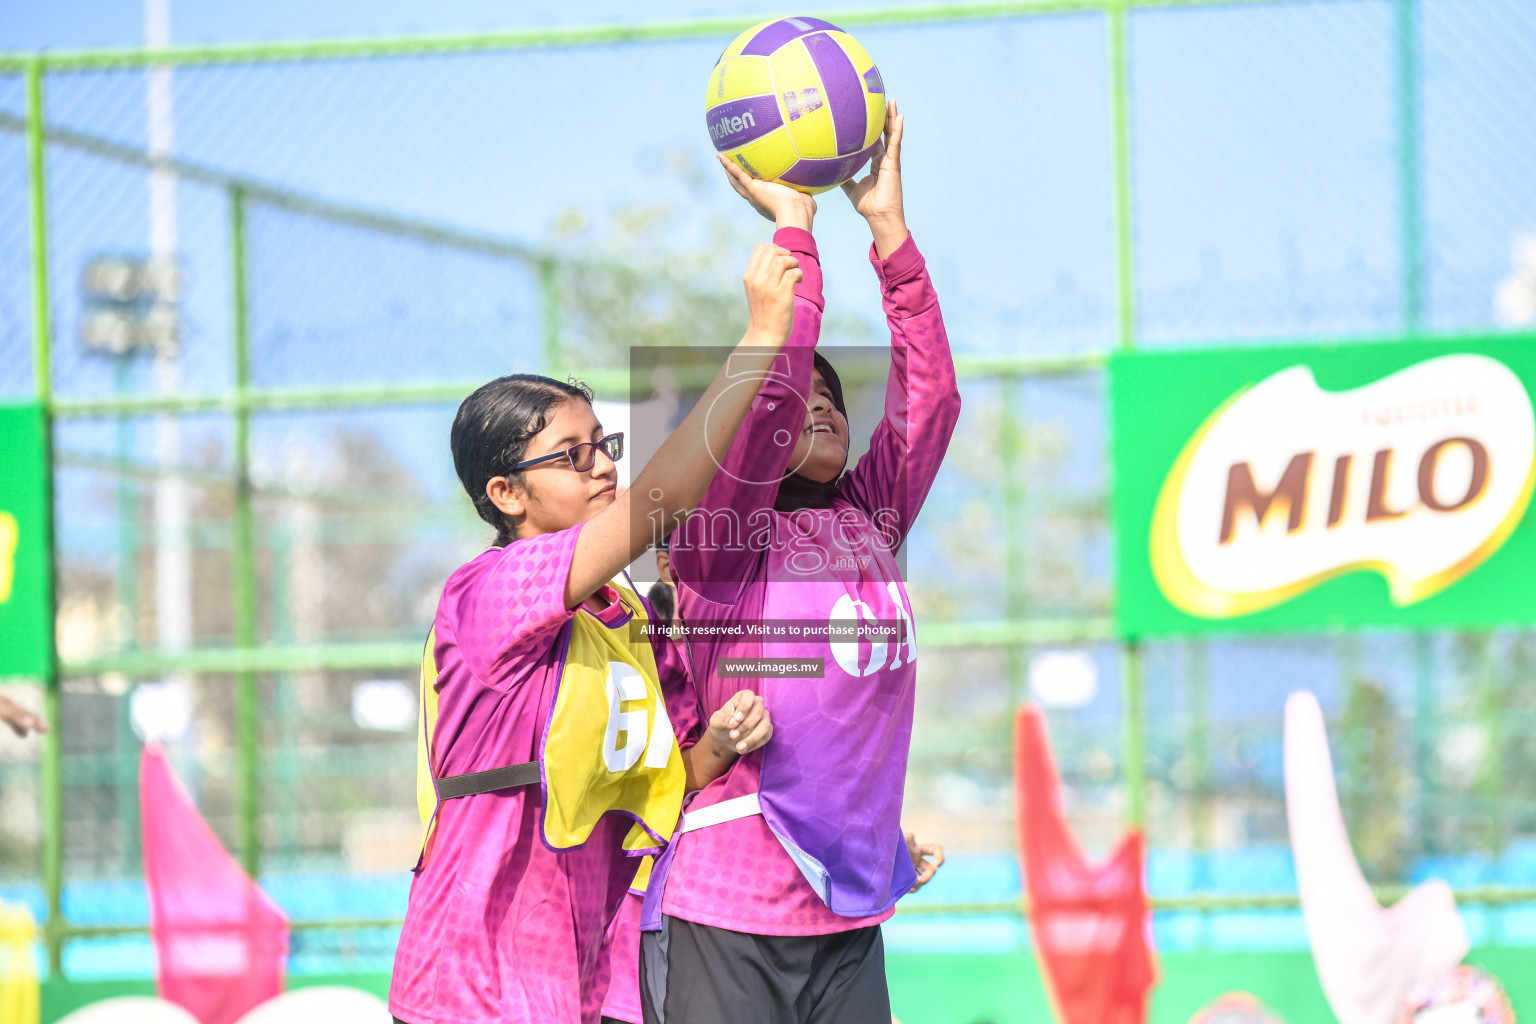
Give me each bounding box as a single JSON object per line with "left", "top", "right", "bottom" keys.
{"left": 1, "top": 1, "right": 843, "bottom": 49}
{"left": 7, "top": 0, "right": 1529, "bottom": 358}
{"left": 5, "top": 0, "right": 1535, "bottom": 633}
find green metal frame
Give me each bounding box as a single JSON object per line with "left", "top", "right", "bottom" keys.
{"left": 25, "top": 57, "right": 67, "bottom": 979}
{"left": 0, "top": 0, "right": 1346, "bottom": 73}
{"left": 1106, "top": 0, "right": 1147, "bottom": 830}
{"left": 230, "top": 186, "right": 261, "bottom": 879}
{"left": 1394, "top": 0, "right": 1424, "bottom": 335}
{"left": 10, "top": 0, "right": 1483, "bottom": 980}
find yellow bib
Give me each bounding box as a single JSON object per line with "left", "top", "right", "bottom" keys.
{"left": 630, "top": 855, "right": 654, "bottom": 894}
{"left": 416, "top": 576, "right": 685, "bottom": 869}
{"left": 0, "top": 900, "right": 38, "bottom": 1024}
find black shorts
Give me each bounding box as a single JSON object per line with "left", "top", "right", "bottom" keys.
{"left": 639, "top": 914, "right": 891, "bottom": 1024}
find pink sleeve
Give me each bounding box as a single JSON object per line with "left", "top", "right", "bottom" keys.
{"left": 835, "top": 234, "right": 962, "bottom": 550}
{"left": 439, "top": 522, "right": 584, "bottom": 689}
{"left": 651, "top": 631, "right": 702, "bottom": 750}
{"left": 671, "top": 227, "right": 823, "bottom": 605}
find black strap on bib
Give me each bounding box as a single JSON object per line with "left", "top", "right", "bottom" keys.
{"left": 432, "top": 576, "right": 647, "bottom": 804}
{"left": 436, "top": 760, "right": 540, "bottom": 800}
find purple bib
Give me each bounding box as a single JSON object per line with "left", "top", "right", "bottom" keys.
{"left": 644, "top": 505, "right": 919, "bottom": 929}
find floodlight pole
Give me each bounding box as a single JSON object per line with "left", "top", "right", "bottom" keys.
{"left": 146, "top": 0, "right": 196, "bottom": 818}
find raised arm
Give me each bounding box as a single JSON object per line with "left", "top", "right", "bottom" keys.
{"left": 564, "top": 244, "right": 802, "bottom": 608}
{"left": 671, "top": 161, "right": 824, "bottom": 602}
{"left": 836, "top": 100, "right": 962, "bottom": 549}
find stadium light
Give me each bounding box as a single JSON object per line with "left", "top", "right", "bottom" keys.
{"left": 1028, "top": 649, "right": 1099, "bottom": 710}
{"left": 79, "top": 253, "right": 184, "bottom": 357}
{"left": 130, "top": 680, "right": 192, "bottom": 741}
{"left": 351, "top": 679, "right": 417, "bottom": 732}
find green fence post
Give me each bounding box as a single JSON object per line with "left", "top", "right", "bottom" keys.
{"left": 114, "top": 359, "right": 143, "bottom": 873}
{"left": 1001, "top": 377, "right": 1027, "bottom": 704}
{"left": 115, "top": 364, "right": 138, "bottom": 647}
{"left": 230, "top": 184, "right": 261, "bottom": 878}
{"left": 1187, "top": 642, "right": 1211, "bottom": 850}
{"left": 1187, "top": 641, "right": 1212, "bottom": 947}
{"left": 540, "top": 256, "right": 562, "bottom": 378}
{"left": 269, "top": 521, "right": 298, "bottom": 869}
{"left": 1477, "top": 636, "right": 1506, "bottom": 942}
{"left": 1412, "top": 633, "right": 1437, "bottom": 855}
{"left": 1109, "top": 0, "right": 1137, "bottom": 351}
{"left": 1108, "top": 0, "right": 1146, "bottom": 832}
{"left": 1393, "top": 0, "right": 1423, "bottom": 334}
{"left": 26, "top": 57, "right": 66, "bottom": 979}
{"left": 1122, "top": 642, "right": 1146, "bottom": 829}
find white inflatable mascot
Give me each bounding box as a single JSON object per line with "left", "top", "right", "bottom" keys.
{"left": 1284, "top": 691, "right": 1469, "bottom": 1024}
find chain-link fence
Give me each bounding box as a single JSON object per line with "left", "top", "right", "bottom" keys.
{"left": 2, "top": 0, "right": 1535, "bottom": 982}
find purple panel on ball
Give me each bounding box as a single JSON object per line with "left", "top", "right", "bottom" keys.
{"left": 740, "top": 16, "right": 843, "bottom": 56}
{"left": 863, "top": 65, "right": 885, "bottom": 95}
{"left": 801, "top": 31, "right": 866, "bottom": 156}
{"left": 705, "top": 95, "right": 784, "bottom": 152}
{"left": 778, "top": 141, "right": 878, "bottom": 189}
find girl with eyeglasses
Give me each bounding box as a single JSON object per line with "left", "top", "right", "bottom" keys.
{"left": 640, "top": 100, "right": 962, "bottom": 1024}
{"left": 388, "top": 244, "right": 802, "bottom": 1024}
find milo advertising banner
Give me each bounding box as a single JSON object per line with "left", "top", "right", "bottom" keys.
{"left": 0, "top": 404, "right": 52, "bottom": 678}
{"left": 1112, "top": 337, "right": 1536, "bottom": 637}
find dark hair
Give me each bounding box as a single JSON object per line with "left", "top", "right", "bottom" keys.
{"left": 451, "top": 373, "right": 594, "bottom": 547}
{"left": 645, "top": 580, "right": 676, "bottom": 628}
{"left": 774, "top": 351, "right": 849, "bottom": 513}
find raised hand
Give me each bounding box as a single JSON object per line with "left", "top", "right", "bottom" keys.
{"left": 0, "top": 693, "right": 47, "bottom": 739}
{"left": 719, "top": 153, "right": 817, "bottom": 232}
{"left": 741, "top": 243, "right": 802, "bottom": 344}
{"left": 842, "top": 98, "right": 908, "bottom": 258}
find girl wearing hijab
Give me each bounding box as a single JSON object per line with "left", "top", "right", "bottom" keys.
{"left": 596, "top": 530, "right": 948, "bottom": 1024}
{"left": 640, "top": 99, "right": 961, "bottom": 1024}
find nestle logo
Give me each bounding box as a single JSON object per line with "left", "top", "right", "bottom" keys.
{"left": 709, "top": 109, "right": 757, "bottom": 142}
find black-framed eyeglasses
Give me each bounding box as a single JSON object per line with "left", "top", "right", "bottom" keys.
{"left": 514, "top": 432, "right": 624, "bottom": 473}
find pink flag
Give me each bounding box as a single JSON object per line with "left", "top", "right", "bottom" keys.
{"left": 1015, "top": 704, "right": 1157, "bottom": 1024}
{"left": 140, "top": 744, "right": 289, "bottom": 1024}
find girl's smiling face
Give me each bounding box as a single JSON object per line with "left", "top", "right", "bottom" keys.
{"left": 787, "top": 368, "right": 849, "bottom": 483}
{"left": 486, "top": 398, "right": 619, "bottom": 540}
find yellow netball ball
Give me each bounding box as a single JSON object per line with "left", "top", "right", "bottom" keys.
{"left": 705, "top": 16, "right": 888, "bottom": 195}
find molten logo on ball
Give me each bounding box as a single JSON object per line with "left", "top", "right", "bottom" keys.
{"left": 1150, "top": 354, "right": 1536, "bottom": 617}
{"left": 708, "top": 108, "right": 758, "bottom": 143}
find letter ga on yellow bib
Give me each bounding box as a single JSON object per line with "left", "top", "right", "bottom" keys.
{"left": 415, "top": 577, "right": 685, "bottom": 868}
